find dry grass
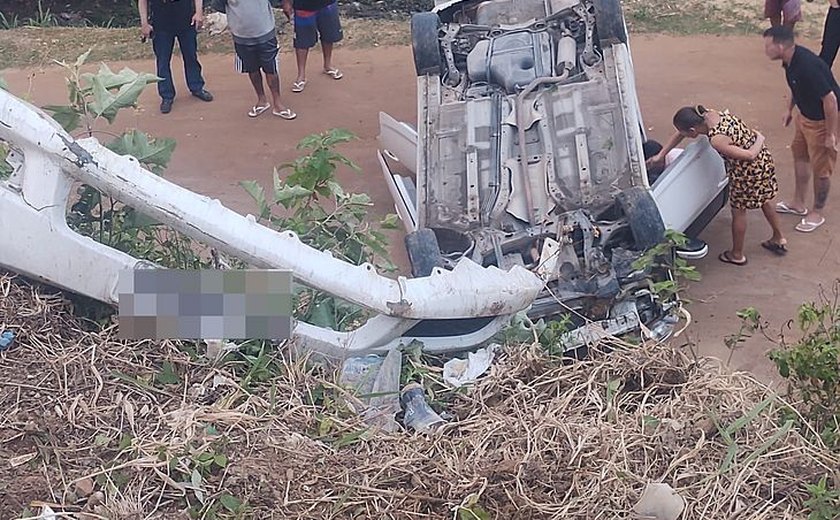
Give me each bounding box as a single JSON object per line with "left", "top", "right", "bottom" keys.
{"left": 1, "top": 270, "right": 838, "bottom": 519}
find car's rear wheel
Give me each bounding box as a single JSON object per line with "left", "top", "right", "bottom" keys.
{"left": 405, "top": 228, "right": 446, "bottom": 277}
{"left": 410, "top": 12, "right": 443, "bottom": 76}
{"left": 592, "top": 0, "right": 628, "bottom": 45}
{"left": 616, "top": 186, "right": 665, "bottom": 250}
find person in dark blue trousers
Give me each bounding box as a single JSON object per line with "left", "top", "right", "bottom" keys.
{"left": 138, "top": 0, "right": 214, "bottom": 114}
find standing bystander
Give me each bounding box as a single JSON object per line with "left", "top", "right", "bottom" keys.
{"left": 282, "top": 0, "right": 344, "bottom": 93}
{"left": 138, "top": 0, "right": 214, "bottom": 114}
{"left": 764, "top": 25, "right": 839, "bottom": 233}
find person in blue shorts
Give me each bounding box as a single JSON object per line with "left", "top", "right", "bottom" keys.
{"left": 282, "top": 0, "right": 344, "bottom": 93}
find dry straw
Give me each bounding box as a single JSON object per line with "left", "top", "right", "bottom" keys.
{"left": 1, "top": 271, "right": 838, "bottom": 519}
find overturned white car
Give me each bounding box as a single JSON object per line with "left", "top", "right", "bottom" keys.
{"left": 378, "top": 0, "right": 731, "bottom": 350}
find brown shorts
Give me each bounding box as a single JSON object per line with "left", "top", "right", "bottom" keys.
{"left": 791, "top": 112, "right": 838, "bottom": 178}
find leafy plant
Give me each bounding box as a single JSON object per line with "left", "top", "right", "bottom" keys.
{"left": 804, "top": 475, "right": 840, "bottom": 520}
{"left": 767, "top": 281, "right": 840, "bottom": 449}
{"left": 631, "top": 229, "right": 701, "bottom": 301}
{"left": 497, "top": 310, "right": 573, "bottom": 355}
{"left": 724, "top": 306, "right": 762, "bottom": 365}
{"left": 37, "top": 51, "right": 210, "bottom": 271}
{"left": 0, "top": 11, "right": 22, "bottom": 30}
{"left": 240, "top": 128, "right": 399, "bottom": 331}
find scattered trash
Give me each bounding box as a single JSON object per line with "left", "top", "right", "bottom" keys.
{"left": 8, "top": 452, "right": 37, "bottom": 467}
{"left": 361, "top": 348, "right": 402, "bottom": 432}
{"left": 0, "top": 330, "right": 15, "bottom": 351}
{"left": 204, "top": 339, "right": 238, "bottom": 362}
{"left": 400, "top": 382, "right": 445, "bottom": 432}
{"left": 37, "top": 505, "right": 57, "bottom": 520}
{"left": 632, "top": 482, "right": 685, "bottom": 520}
{"left": 339, "top": 354, "right": 384, "bottom": 414}
{"left": 442, "top": 343, "right": 498, "bottom": 388}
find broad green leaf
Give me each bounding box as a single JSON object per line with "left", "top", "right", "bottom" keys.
{"left": 42, "top": 105, "right": 81, "bottom": 133}
{"left": 88, "top": 70, "right": 159, "bottom": 124}
{"left": 219, "top": 493, "right": 242, "bottom": 513}
{"left": 347, "top": 193, "right": 372, "bottom": 206}
{"left": 82, "top": 62, "right": 158, "bottom": 91}
{"left": 274, "top": 184, "right": 312, "bottom": 207}
{"left": 240, "top": 180, "right": 268, "bottom": 217}
{"left": 380, "top": 213, "right": 400, "bottom": 229}
{"left": 307, "top": 298, "right": 337, "bottom": 330}
{"left": 0, "top": 75, "right": 7, "bottom": 91}
{"left": 155, "top": 361, "right": 181, "bottom": 386}
{"left": 214, "top": 453, "right": 228, "bottom": 468}
{"left": 74, "top": 49, "right": 92, "bottom": 70}
{"left": 106, "top": 129, "right": 176, "bottom": 171}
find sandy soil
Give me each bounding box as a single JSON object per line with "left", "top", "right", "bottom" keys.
{"left": 2, "top": 33, "right": 839, "bottom": 385}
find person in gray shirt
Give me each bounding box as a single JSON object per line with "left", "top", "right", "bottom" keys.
{"left": 212, "top": 0, "right": 296, "bottom": 119}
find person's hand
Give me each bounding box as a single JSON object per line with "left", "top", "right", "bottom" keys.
{"left": 645, "top": 153, "right": 664, "bottom": 167}
{"left": 192, "top": 12, "right": 204, "bottom": 29}
{"left": 281, "top": 4, "right": 292, "bottom": 20}
{"left": 826, "top": 133, "right": 838, "bottom": 151}
{"left": 783, "top": 110, "right": 793, "bottom": 127}
{"left": 141, "top": 22, "right": 153, "bottom": 39}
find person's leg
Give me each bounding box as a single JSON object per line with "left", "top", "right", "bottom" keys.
{"left": 292, "top": 8, "right": 318, "bottom": 88}
{"left": 782, "top": 0, "right": 801, "bottom": 29}
{"left": 730, "top": 207, "right": 748, "bottom": 262}
{"left": 807, "top": 119, "right": 836, "bottom": 223}
{"left": 317, "top": 1, "right": 344, "bottom": 76}
{"left": 819, "top": 6, "right": 840, "bottom": 69}
{"left": 152, "top": 29, "right": 177, "bottom": 110}
{"left": 176, "top": 24, "right": 211, "bottom": 99}
{"left": 234, "top": 42, "right": 270, "bottom": 115}
{"left": 258, "top": 38, "right": 294, "bottom": 117}
{"left": 765, "top": 0, "right": 781, "bottom": 26}
{"left": 788, "top": 114, "right": 812, "bottom": 212}
{"left": 761, "top": 200, "right": 786, "bottom": 244}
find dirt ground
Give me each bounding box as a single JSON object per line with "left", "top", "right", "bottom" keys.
{"left": 2, "top": 33, "right": 839, "bottom": 385}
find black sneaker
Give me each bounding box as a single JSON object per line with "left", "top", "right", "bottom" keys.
{"left": 191, "top": 89, "right": 214, "bottom": 102}
{"left": 160, "top": 98, "right": 173, "bottom": 114}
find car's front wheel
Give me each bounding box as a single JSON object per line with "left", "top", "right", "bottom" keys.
{"left": 410, "top": 12, "right": 443, "bottom": 76}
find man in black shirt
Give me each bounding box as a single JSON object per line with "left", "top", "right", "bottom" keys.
{"left": 282, "top": 0, "right": 344, "bottom": 93}
{"left": 764, "top": 25, "right": 839, "bottom": 232}
{"left": 138, "top": 0, "right": 214, "bottom": 114}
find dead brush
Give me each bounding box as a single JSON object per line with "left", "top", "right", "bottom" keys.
{"left": 1, "top": 270, "right": 839, "bottom": 519}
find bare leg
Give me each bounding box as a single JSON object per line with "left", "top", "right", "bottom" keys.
{"left": 248, "top": 71, "right": 268, "bottom": 106}
{"left": 265, "top": 72, "right": 289, "bottom": 112}
{"left": 761, "top": 199, "right": 786, "bottom": 243}
{"left": 791, "top": 159, "right": 811, "bottom": 212}
{"left": 295, "top": 48, "right": 309, "bottom": 84}
{"left": 322, "top": 42, "right": 334, "bottom": 71}
{"left": 730, "top": 208, "right": 748, "bottom": 262}
{"left": 810, "top": 176, "right": 831, "bottom": 222}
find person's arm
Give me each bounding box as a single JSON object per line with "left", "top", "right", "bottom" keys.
{"left": 280, "top": 0, "right": 293, "bottom": 20}
{"left": 709, "top": 132, "right": 765, "bottom": 161}
{"left": 822, "top": 91, "right": 838, "bottom": 149}
{"left": 138, "top": 0, "right": 153, "bottom": 38}
{"left": 646, "top": 130, "right": 685, "bottom": 165}
{"left": 784, "top": 95, "right": 795, "bottom": 127}
{"left": 192, "top": 0, "right": 204, "bottom": 29}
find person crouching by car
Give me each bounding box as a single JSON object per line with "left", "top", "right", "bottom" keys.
{"left": 646, "top": 105, "right": 788, "bottom": 266}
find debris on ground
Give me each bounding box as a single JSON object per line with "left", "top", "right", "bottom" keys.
{"left": 633, "top": 482, "right": 686, "bottom": 520}
{"left": 1, "top": 270, "right": 839, "bottom": 519}
{"left": 442, "top": 343, "right": 498, "bottom": 388}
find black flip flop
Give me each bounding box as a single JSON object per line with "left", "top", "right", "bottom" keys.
{"left": 761, "top": 240, "right": 788, "bottom": 256}
{"left": 718, "top": 251, "right": 748, "bottom": 266}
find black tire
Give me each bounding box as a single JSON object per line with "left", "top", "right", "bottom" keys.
{"left": 411, "top": 12, "right": 443, "bottom": 76}
{"left": 405, "top": 228, "right": 446, "bottom": 277}
{"left": 592, "top": 0, "right": 628, "bottom": 45}
{"left": 616, "top": 186, "right": 665, "bottom": 251}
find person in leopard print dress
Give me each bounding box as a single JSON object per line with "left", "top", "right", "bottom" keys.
{"left": 646, "top": 105, "right": 787, "bottom": 266}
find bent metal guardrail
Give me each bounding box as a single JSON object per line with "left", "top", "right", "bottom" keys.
{"left": 0, "top": 88, "right": 545, "bottom": 357}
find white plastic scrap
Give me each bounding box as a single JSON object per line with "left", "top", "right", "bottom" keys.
{"left": 38, "top": 506, "right": 57, "bottom": 520}
{"left": 632, "top": 482, "right": 686, "bottom": 520}
{"left": 442, "top": 343, "right": 498, "bottom": 388}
